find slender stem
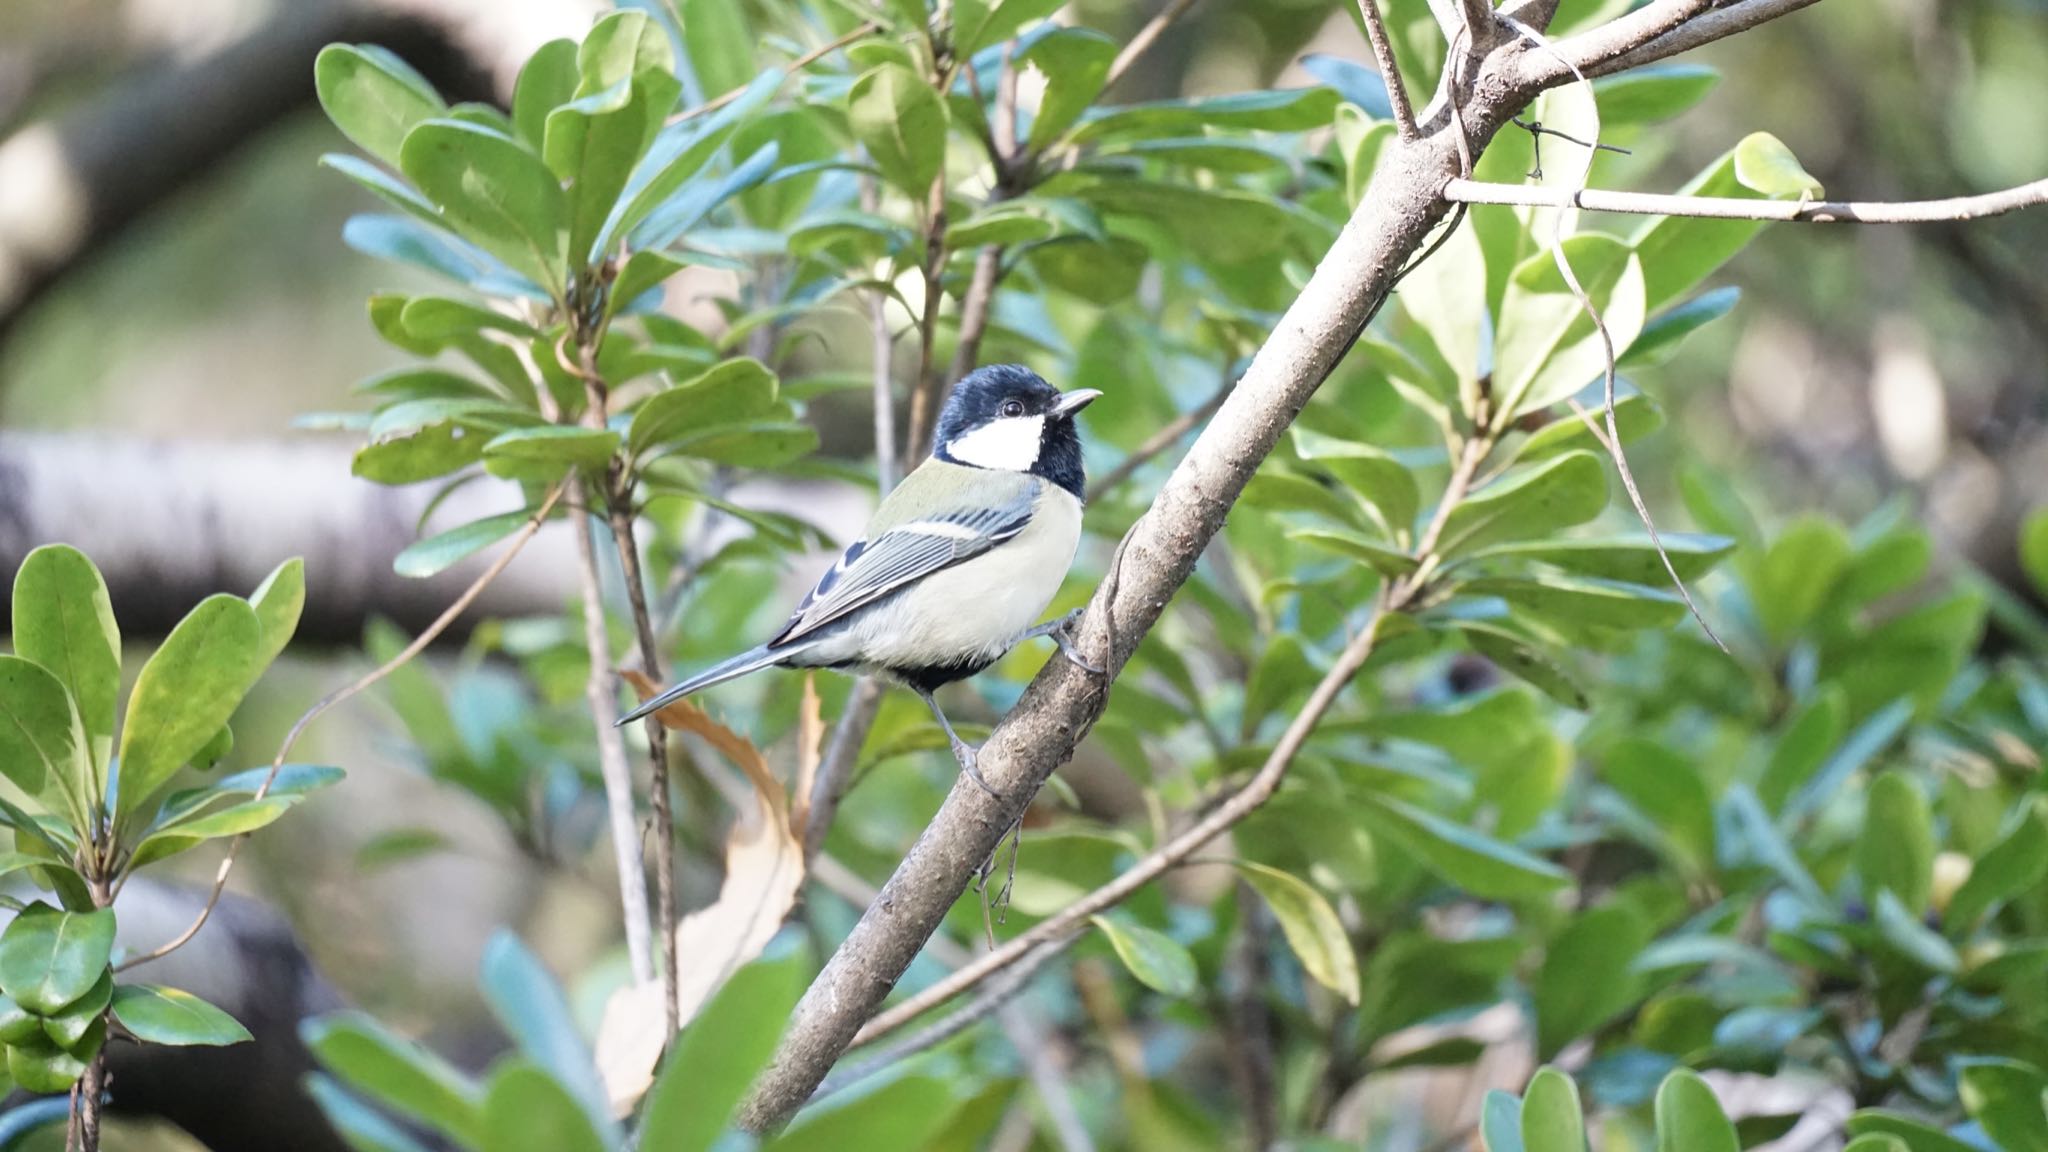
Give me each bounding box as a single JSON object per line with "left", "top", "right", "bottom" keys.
{"left": 1357, "top": 0, "right": 1419, "bottom": 140}
{"left": 606, "top": 495, "right": 681, "bottom": 1037}
{"left": 1441, "top": 174, "right": 2048, "bottom": 222}
{"left": 805, "top": 678, "right": 882, "bottom": 864}
{"left": 117, "top": 483, "right": 568, "bottom": 969}
{"left": 668, "top": 21, "right": 880, "bottom": 125}
{"left": 904, "top": 176, "right": 950, "bottom": 461}
{"left": 1107, "top": 0, "right": 1201, "bottom": 89}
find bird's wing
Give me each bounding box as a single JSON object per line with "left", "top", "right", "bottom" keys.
{"left": 768, "top": 482, "right": 1041, "bottom": 648}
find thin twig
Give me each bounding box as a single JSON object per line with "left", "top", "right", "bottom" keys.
{"left": 669, "top": 21, "right": 879, "bottom": 125}
{"left": 904, "top": 176, "right": 951, "bottom": 461}
{"left": 1499, "top": 15, "right": 1728, "bottom": 651}
{"left": 1106, "top": 0, "right": 1201, "bottom": 89}
{"left": 1085, "top": 370, "right": 1233, "bottom": 500}
{"left": 119, "top": 483, "right": 567, "bottom": 971}
{"left": 805, "top": 678, "right": 883, "bottom": 865}
{"left": 1357, "top": 0, "right": 1419, "bottom": 140}
{"left": 1442, "top": 174, "right": 2048, "bottom": 222}
{"left": 1564, "top": 0, "right": 1823, "bottom": 80}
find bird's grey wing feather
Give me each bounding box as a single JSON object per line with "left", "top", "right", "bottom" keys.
{"left": 768, "top": 497, "right": 1037, "bottom": 648}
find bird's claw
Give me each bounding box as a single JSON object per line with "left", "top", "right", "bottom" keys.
{"left": 952, "top": 738, "right": 1000, "bottom": 798}
{"left": 1039, "top": 609, "right": 1105, "bottom": 676}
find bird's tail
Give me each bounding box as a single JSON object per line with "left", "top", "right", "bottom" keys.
{"left": 615, "top": 642, "right": 800, "bottom": 726}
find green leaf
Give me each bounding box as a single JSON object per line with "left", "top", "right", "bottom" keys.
{"left": 627, "top": 141, "right": 780, "bottom": 252}
{"left": 112, "top": 984, "right": 253, "bottom": 1046}
{"left": 1461, "top": 575, "right": 1686, "bottom": 630}
{"left": 481, "top": 427, "right": 621, "bottom": 479}
{"left": 1363, "top": 792, "right": 1572, "bottom": 900}
{"left": 1592, "top": 63, "right": 1719, "bottom": 125}
{"left": 1290, "top": 529, "right": 1420, "bottom": 577}
{"left": 303, "top": 1011, "right": 483, "bottom": 1146}
{"left": 400, "top": 120, "right": 569, "bottom": 295}
{"left": 1655, "top": 1069, "right": 1738, "bottom": 1152}
{"left": 1758, "top": 687, "right": 1845, "bottom": 814}
{"left": 680, "top": 0, "right": 754, "bottom": 98}
{"left": 1395, "top": 215, "right": 1486, "bottom": 399}
{"left": 848, "top": 64, "right": 949, "bottom": 195}
{"left": 1957, "top": 1060, "right": 2048, "bottom": 1152}
{"left": 1859, "top": 772, "right": 1934, "bottom": 915}
{"left": 1839, "top": 1137, "right": 1909, "bottom": 1152}
{"left": 608, "top": 70, "right": 781, "bottom": 248}
{"left": 0, "top": 991, "right": 41, "bottom": 1044}
{"left": 1512, "top": 387, "right": 1663, "bottom": 465}
{"left": 248, "top": 557, "right": 306, "bottom": 667}
{"left": 1233, "top": 861, "right": 1358, "bottom": 1003}
{"left": 766, "top": 1074, "right": 964, "bottom": 1152}
{"left": 0, "top": 904, "right": 115, "bottom": 1015}
{"left": 1535, "top": 904, "right": 1651, "bottom": 1058}
{"left": 7, "top": 1032, "right": 88, "bottom": 1093}
{"left": 1454, "top": 623, "right": 1588, "bottom": 710}
{"left": 0, "top": 655, "right": 89, "bottom": 815}
{"left": 395, "top": 511, "right": 533, "bottom": 579}
{"left": 511, "top": 39, "right": 578, "bottom": 147}
{"left": 1242, "top": 471, "right": 1373, "bottom": 533}
{"left": 606, "top": 249, "right": 689, "bottom": 321}
{"left": 480, "top": 1062, "right": 608, "bottom": 1152}
{"left": 1873, "top": 889, "right": 1959, "bottom": 974}
{"left": 1598, "top": 738, "right": 1714, "bottom": 868}
{"left": 659, "top": 422, "right": 818, "bottom": 468}
{"left": 1481, "top": 1090, "right": 1525, "bottom": 1152}
{"left": 1734, "top": 132, "right": 1823, "bottom": 197}
{"left": 547, "top": 69, "right": 680, "bottom": 266}
{"left": 1752, "top": 515, "right": 1850, "bottom": 644}
{"left": 128, "top": 797, "right": 304, "bottom": 869}
{"left": 42, "top": 970, "right": 112, "bottom": 1048}
{"left": 1947, "top": 797, "right": 2048, "bottom": 931}
{"left": 641, "top": 952, "right": 806, "bottom": 1152}
{"left": 1495, "top": 235, "right": 1648, "bottom": 418}
{"left": 1521, "top": 1066, "right": 1586, "bottom": 1152}
{"left": 2022, "top": 508, "right": 2048, "bottom": 598}
{"left": 628, "top": 358, "right": 778, "bottom": 453}
{"left": 1091, "top": 915, "right": 1198, "bottom": 997}
{"left": 948, "top": 200, "right": 1061, "bottom": 247}
{"left": 309, "top": 1076, "right": 439, "bottom": 1152}
{"left": 116, "top": 595, "right": 265, "bottom": 823}
{"left": 1438, "top": 452, "right": 1607, "bottom": 559}
{"left": 1620, "top": 287, "right": 1740, "bottom": 369}
{"left": 10, "top": 545, "right": 120, "bottom": 764}
{"left": 1844, "top": 1110, "right": 1984, "bottom": 1152}
{"left": 1469, "top": 535, "right": 1734, "bottom": 585}
{"left": 1783, "top": 697, "right": 1912, "bottom": 824}
{"left": 479, "top": 933, "right": 611, "bottom": 1136}
{"left": 1291, "top": 428, "right": 1420, "bottom": 539}
{"left": 1632, "top": 133, "right": 1806, "bottom": 312}
{"left": 955, "top": 0, "right": 1064, "bottom": 53}
{"left": 354, "top": 424, "right": 487, "bottom": 488}
{"left": 315, "top": 44, "right": 447, "bottom": 170}
{"left": 1021, "top": 27, "right": 1117, "bottom": 151}
{"left": 1072, "top": 88, "right": 1340, "bottom": 142}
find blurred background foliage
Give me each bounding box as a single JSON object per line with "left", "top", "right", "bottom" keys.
{"left": 1, "top": 0, "right": 2046, "bottom": 1149}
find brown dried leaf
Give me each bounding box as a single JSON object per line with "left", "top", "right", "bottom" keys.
{"left": 598, "top": 671, "right": 807, "bottom": 1111}
{"left": 791, "top": 673, "right": 825, "bottom": 835}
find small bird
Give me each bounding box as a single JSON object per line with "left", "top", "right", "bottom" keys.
{"left": 619, "top": 364, "right": 1102, "bottom": 794}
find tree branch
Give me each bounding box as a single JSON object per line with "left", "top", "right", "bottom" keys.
{"left": 1529, "top": 0, "right": 1826, "bottom": 82}
{"left": 1107, "top": 0, "right": 1202, "bottom": 90}
{"left": 1440, "top": 175, "right": 2048, "bottom": 222}
{"left": 1086, "top": 369, "right": 1234, "bottom": 501}
{"left": 1357, "top": 0, "right": 1419, "bottom": 141}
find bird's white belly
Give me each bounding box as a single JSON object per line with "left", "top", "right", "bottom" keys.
{"left": 826, "top": 486, "right": 1083, "bottom": 671}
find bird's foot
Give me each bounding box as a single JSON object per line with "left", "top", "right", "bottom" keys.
{"left": 1027, "top": 609, "right": 1105, "bottom": 675}
{"left": 952, "top": 737, "right": 1000, "bottom": 798}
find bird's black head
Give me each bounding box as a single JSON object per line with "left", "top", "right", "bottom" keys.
{"left": 933, "top": 364, "right": 1099, "bottom": 498}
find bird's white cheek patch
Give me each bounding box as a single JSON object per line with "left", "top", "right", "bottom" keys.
{"left": 946, "top": 415, "right": 1044, "bottom": 471}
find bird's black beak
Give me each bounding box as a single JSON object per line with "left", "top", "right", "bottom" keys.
{"left": 1052, "top": 388, "right": 1102, "bottom": 420}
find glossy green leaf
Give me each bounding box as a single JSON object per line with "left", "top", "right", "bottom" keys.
{"left": 481, "top": 427, "right": 621, "bottom": 478}
{"left": 7, "top": 1033, "right": 88, "bottom": 1093}
{"left": 41, "top": 970, "right": 112, "bottom": 1048}
{"left": 849, "top": 64, "right": 948, "bottom": 195}
{"left": 1242, "top": 470, "right": 1373, "bottom": 533}
{"left": 1873, "top": 889, "right": 1959, "bottom": 973}
{"left": 1455, "top": 623, "right": 1588, "bottom": 710}
{"left": 608, "top": 70, "right": 781, "bottom": 248}
{"left": 1535, "top": 904, "right": 1651, "bottom": 1058}
{"left": 481, "top": 1062, "right": 607, "bottom": 1152}
{"left": 1521, "top": 1066, "right": 1586, "bottom": 1152}
{"left": 0, "top": 655, "right": 88, "bottom": 813}
{"left": 1470, "top": 534, "right": 1734, "bottom": 585}
{"left": 395, "top": 511, "right": 533, "bottom": 579}
{"left": 1839, "top": 1137, "right": 1908, "bottom": 1152}
{"left": 1844, "top": 1110, "right": 1983, "bottom": 1152}
{"left": 511, "top": 39, "right": 578, "bottom": 147}
{"left": 1233, "top": 861, "right": 1359, "bottom": 1003}
{"left": 248, "top": 557, "right": 306, "bottom": 668}
{"left": 400, "top": 121, "right": 569, "bottom": 295}
{"left": 1092, "top": 915, "right": 1198, "bottom": 997}
{"left": 1654, "top": 1069, "right": 1738, "bottom": 1152}
{"left": 354, "top": 422, "right": 487, "bottom": 487}
{"left": 316, "top": 44, "right": 447, "bottom": 169}
{"left": 2022, "top": 508, "right": 2048, "bottom": 597}
{"left": 1481, "top": 1090, "right": 1526, "bottom": 1152}
{"left": 680, "top": 0, "right": 753, "bottom": 99}
{"left": 128, "top": 797, "right": 303, "bottom": 869}
{"left": 1621, "top": 287, "right": 1740, "bottom": 369}
{"left": 1512, "top": 388, "right": 1664, "bottom": 465}
{"left": 1396, "top": 215, "right": 1486, "bottom": 397}
{"left": 1957, "top": 1060, "right": 2048, "bottom": 1152}
{"left": 1947, "top": 797, "right": 2048, "bottom": 931}
{"left": 1734, "top": 132, "right": 1823, "bottom": 197}
{"left": 1021, "top": 27, "right": 1117, "bottom": 150}
{"left": 955, "top": 0, "right": 1064, "bottom": 54}
{"left": 116, "top": 595, "right": 266, "bottom": 822}
{"left": 1757, "top": 687, "right": 1845, "bottom": 814}
{"left": 1752, "top": 516, "right": 1850, "bottom": 644}
{"left": 1290, "top": 529, "right": 1420, "bottom": 576}
{"left": 308, "top": 1075, "right": 439, "bottom": 1152}
{"left": 627, "top": 140, "right": 780, "bottom": 251}
{"left": 606, "top": 249, "right": 688, "bottom": 321}
{"left": 640, "top": 952, "right": 806, "bottom": 1152}
{"left": 1438, "top": 452, "right": 1607, "bottom": 559}
{"left": 0, "top": 904, "right": 115, "bottom": 1015}
{"left": 304, "top": 1011, "right": 483, "bottom": 1146}
{"left": 1598, "top": 738, "right": 1714, "bottom": 868}
{"left": 1360, "top": 793, "right": 1572, "bottom": 900}
{"left": 0, "top": 991, "right": 41, "bottom": 1044}
{"left": 660, "top": 422, "right": 818, "bottom": 468}
{"left": 1073, "top": 88, "right": 1340, "bottom": 143}
{"left": 479, "top": 933, "right": 611, "bottom": 1136}
{"left": 1632, "top": 133, "right": 1806, "bottom": 311}
{"left": 628, "top": 358, "right": 778, "bottom": 453}
{"left": 547, "top": 68, "right": 680, "bottom": 266}
{"left": 1495, "top": 235, "right": 1648, "bottom": 418}
{"left": 1292, "top": 428, "right": 1420, "bottom": 539}
{"left": 113, "top": 984, "right": 253, "bottom": 1047}
{"left": 1860, "top": 772, "right": 1934, "bottom": 915}
{"left": 1462, "top": 575, "right": 1686, "bottom": 629}
{"left": 10, "top": 545, "right": 119, "bottom": 762}
{"left": 1592, "top": 64, "right": 1719, "bottom": 125}
{"left": 766, "top": 1074, "right": 962, "bottom": 1152}
{"left": 576, "top": 10, "right": 672, "bottom": 94}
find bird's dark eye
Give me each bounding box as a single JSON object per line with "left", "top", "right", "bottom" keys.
{"left": 1000, "top": 399, "right": 1025, "bottom": 418}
